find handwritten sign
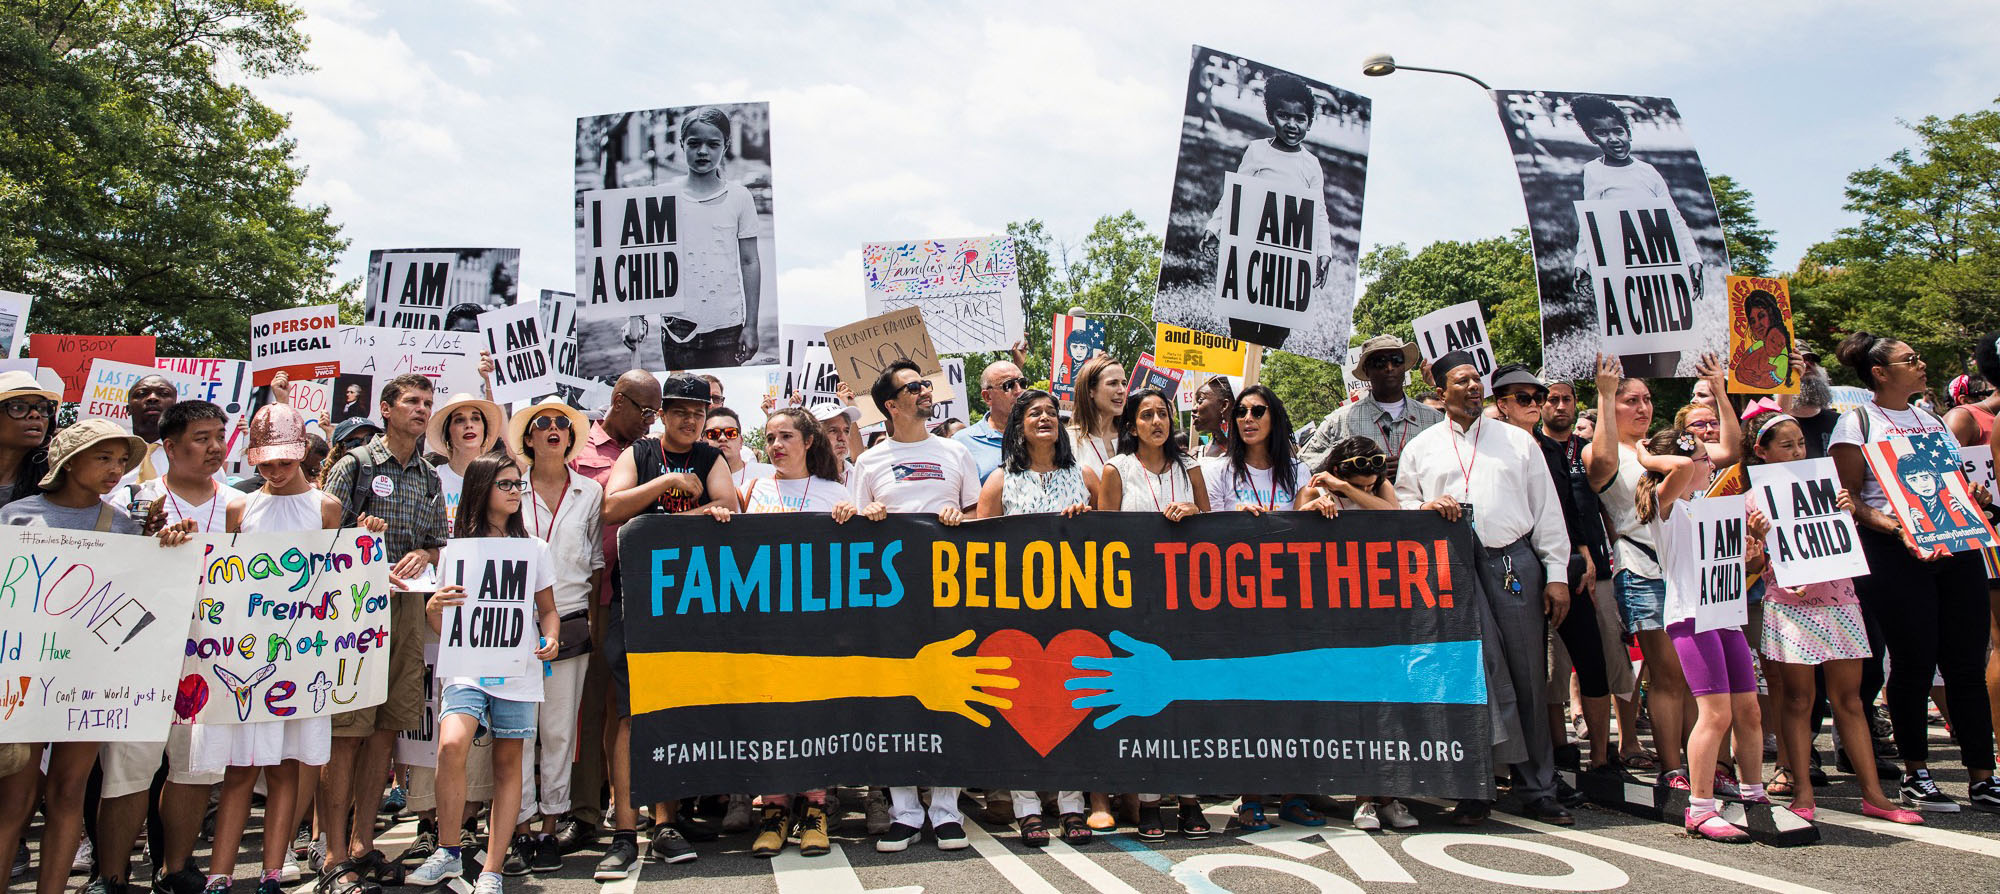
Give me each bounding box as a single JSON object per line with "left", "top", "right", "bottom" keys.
{"left": 479, "top": 301, "right": 554, "bottom": 405}
{"left": 177, "top": 528, "right": 392, "bottom": 724}
{"left": 250, "top": 305, "right": 340, "bottom": 386}
{"left": 1748, "top": 458, "right": 1868, "bottom": 587}
{"left": 81, "top": 360, "right": 202, "bottom": 430}
{"left": 826, "top": 308, "right": 944, "bottom": 428}
{"left": 1152, "top": 323, "right": 1246, "bottom": 377}
{"left": 1412, "top": 301, "right": 1495, "bottom": 391}
{"left": 157, "top": 359, "right": 254, "bottom": 474}
{"left": 1727, "top": 276, "right": 1798, "bottom": 395}
{"left": 1211, "top": 172, "right": 1319, "bottom": 333}
{"left": 437, "top": 538, "right": 543, "bottom": 679}
{"left": 337, "top": 326, "right": 481, "bottom": 405}
{"left": 0, "top": 528, "right": 203, "bottom": 742}
{"left": 926, "top": 358, "right": 967, "bottom": 426}
{"left": 1687, "top": 496, "right": 1746, "bottom": 633}
{"left": 29, "top": 335, "right": 155, "bottom": 403}
{"left": 1862, "top": 432, "right": 2000, "bottom": 556}
{"left": 862, "top": 237, "right": 1024, "bottom": 354}
{"left": 1574, "top": 198, "right": 1702, "bottom": 357}
{"left": 577, "top": 185, "right": 684, "bottom": 317}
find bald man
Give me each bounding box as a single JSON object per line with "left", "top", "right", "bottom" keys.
{"left": 953, "top": 359, "right": 1025, "bottom": 481}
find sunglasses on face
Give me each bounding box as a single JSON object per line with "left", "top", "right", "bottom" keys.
{"left": 899, "top": 380, "right": 932, "bottom": 396}
{"left": 0, "top": 399, "right": 55, "bottom": 420}
{"left": 530, "top": 415, "right": 573, "bottom": 431}
{"left": 1502, "top": 392, "right": 1546, "bottom": 407}
{"left": 494, "top": 479, "right": 529, "bottom": 492}
{"left": 618, "top": 392, "right": 659, "bottom": 419}
{"left": 987, "top": 377, "right": 1027, "bottom": 393}
{"left": 1234, "top": 404, "right": 1269, "bottom": 419}
{"left": 704, "top": 426, "right": 741, "bottom": 440}
{"left": 1339, "top": 453, "right": 1387, "bottom": 474}
{"left": 1365, "top": 353, "right": 1407, "bottom": 370}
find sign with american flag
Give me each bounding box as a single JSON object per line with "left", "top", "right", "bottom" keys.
{"left": 1860, "top": 432, "right": 2000, "bottom": 556}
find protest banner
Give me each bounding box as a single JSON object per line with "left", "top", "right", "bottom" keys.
{"left": 364, "top": 248, "right": 520, "bottom": 331}
{"left": 862, "top": 236, "right": 1025, "bottom": 354}
{"left": 1152, "top": 323, "right": 1248, "bottom": 378}
{"left": 1861, "top": 432, "right": 2000, "bottom": 555}
{"left": 1128, "top": 352, "right": 1185, "bottom": 404}
{"left": 1686, "top": 496, "right": 1747, "bottom": 633}
{"left": 926, "top": 358, "right": 967, "bottom": 426}
{"left": 250, "top": 305, "right": 340, "bottom": 386}
{"left": 479, "top": 301, "right": 555, "bottom": 405}
{"left": 29, "top": 335, "right": 155, "bottom": 402}
{"left": 534, "top": 290, "right": 609, "bottom": 411}
{"left": 395, "top": 642, "right": 441, "bottom": 768}
{"left": 1412, "top": 301, "right": 1495, "bottom": 390}
{"left": 336, "top": 327, "right": 481, "bottom": 414}
{"left": 436, "top": 538, "right": 544, "bottom": 680}
{"left": 1572, "top": 198, "right": 1705, "bottom": 359}
{"left": 0, "top": 528, "right": 203, "bottom": 742}
{"left": 80, "top": 360, "right": 202, "bottom": 430}
{"left": 1747, "top": 458, "right": 1868, "bottom": 587}
{"left": 1050, "top": 313, "right": 1105, "bottom": 407}
{"left": 284, "top": 378, "right": 332, "bottom": 420}
{"left": 1726, "top": 276, "right": 1798, "bottom": 395}
{"left": 176, "top": 528, "right": 392, "bottom": 724}
{"left": 826, "top": 307, "right": 945, "bottom": 428}
{"left": 618, "top": 510, "right": 1490, "bottom": 799}
{"left": 0, "top": 291, "right": 30, "bottom": 358}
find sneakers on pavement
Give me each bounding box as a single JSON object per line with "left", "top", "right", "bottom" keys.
{"left": 874, "top": 823, "right": 920, "bottom": 853}
{"left": 1902, "top": 769, "right": 1961, "bottom": 812}
{"left": 1968, "top": 777, "right": 2000, "bottom": 813}
{"left": 1380, "top": 800, "right": 1420, "bottom": 829}
{"left": 472, "top": 871, "right": 503, "bottom": 894}
{"left": 723, "top": 795, "right": 755, "bottom": 834}
{"left": 933, "top": 822, "right": 968, "bottom": 851}
{"left": 591, "top": 835, "right": 638, "bottom": 881}
{"left": 649, "top": 826, "right": 696, "bottom": 864}
{"left": 407, "top": 849, "right": 462, "bottom": 887}
{"left": 863, "top": 791, "right": 893, "bottom": 836}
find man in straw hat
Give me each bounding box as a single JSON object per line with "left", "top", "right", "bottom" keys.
{"left": 1300, "top": 334, "right": 1441, "bottom": 475}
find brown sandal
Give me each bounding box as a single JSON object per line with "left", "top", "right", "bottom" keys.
{"left": 1768, "top": 766, "right": 1795, "bottom": 798}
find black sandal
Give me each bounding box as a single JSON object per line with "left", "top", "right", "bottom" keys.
{"left": 357, "top": 850, "right": 406, "bottom": 887}
{"left": 1019, "top": 814, "right": 1050, "bottom": 848}
{"left": 1058, "top": 812, "right": 1093, "bottom": 845}
{"left": 1177, "top": 802, "right": 1211, "bottom": 839}
{"left": 316, "top": 861, "right": 383, "bottom": 894}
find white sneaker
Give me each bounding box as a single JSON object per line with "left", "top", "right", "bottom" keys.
{"left": 1351, "top": 802, "right": 1381, "bottom": 830}
{"left": 1380, "top": 800, "right": 1420, "bottom": 829}
{"left": 278, "top": 862, "right": 300, "bottom": 885}
{"left": 71, "top": 837, "right": 93, "bottom": 874}
{"left": 722, "top": 794, "right": 754, "bottom": 833}
{"left": 473, "top": 871, "right": 503, "bottom": 894}
{"left": 407, "top": 849, "right": 463, "bottom": 886}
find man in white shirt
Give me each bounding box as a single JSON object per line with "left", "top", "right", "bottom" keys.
{"left": 952, "top": 359, "right": 1025, "bottom": 482}
{"left": 849, "top": 360, "right": 980, "bottom": 852}
{"left": 1395, "top": 352, "right": 1572, "bottom": 827}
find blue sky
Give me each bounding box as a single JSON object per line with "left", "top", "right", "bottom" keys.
{"left": 260, "top": 0, "right": 2000, "bottom": 400}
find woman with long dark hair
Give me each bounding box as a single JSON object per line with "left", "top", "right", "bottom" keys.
{"left": 1201, "top": 384, "right": 1304, "bottom": 516}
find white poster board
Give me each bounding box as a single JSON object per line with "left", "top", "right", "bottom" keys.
{"left": 1688, "top": 495, "right": 1747, "bottom": 633}
{"left": 1411, "top": 301, "right": 1495, "bottom": 391}
{"left": 1747, "top": 457, "right": 1869, "bottom": 588}
{"left": 436, "top": 538, "right": 543, "bottom": 680}
{"left": 479, "top": 301, "right": 555, "bottom": 405}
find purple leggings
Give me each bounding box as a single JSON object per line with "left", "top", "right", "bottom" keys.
{"left": 1666, "top": 620, "right": 1757, "bottom": 696}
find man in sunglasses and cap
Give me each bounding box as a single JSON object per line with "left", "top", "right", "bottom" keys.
{"left": 1300, "top": 334, "right": 1441, "bottom": 477}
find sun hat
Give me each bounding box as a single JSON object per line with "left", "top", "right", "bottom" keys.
{"left": 506, "top": 396, "right": 589, "bottom": 466}
{"left": 246, "top": 403, "right": 308, "bottom": 465}
{"left": 0, "top": 370, "right": 59, "bottom": 405}
{"left": 40, "top": 419, "right": 148, "bottom": 488}
{"left": 1350, "top": 335, "right": 1421, "bottom": 380}
{"left": 425, "top": 392, "right": 503, "bottom": 455}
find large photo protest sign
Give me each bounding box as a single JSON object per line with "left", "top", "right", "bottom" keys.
{"left": 176, "top": 529, "right": 393, "bottom": 724}
{"left": 1726, "top": 276, "right": 1799, "bottom": 395}
{"left": 0, "top": 529, "right": 203, "bottom": 742}
{"left": 826, "top": 307, "right": 944, "bottom": 428}
{"left": 335, "top": 327, "right": 481, "bottom": 420}
{"left": 573, "top": 104, "right": 779, "bottom": 376}
{"left": 1050, "top": 313, "right": 1105, "bottom": 406}
{"left": 479, "top": 301, "right": 554, "bottom": 405}
{"left": 1412, "top": 301, "right": 1495, "bottom": 391}
{"left": 249, "top": 305, "right": 340, "bottom": 386}
{"left": 1154, "top": 46, "right": 1371, "bottom": 362}
{"left": 29, "top": 335, "right": 155, "bottom": 402}
{"left": 363, "top": 248, "right": 521, "bottom": 331}
{"left": 862, "top": 237, "right": 1024, "bottom": 354}
{"left": 1687, "top": 496, "right": 1747, "bottom": 633}
{"left": 1861, "top": 432, "right": 2000, "bottom": 555}
{"left": 1492, "top": 91, "right": 1729, "bottom": 379}
{"left": 1748, "top": 458, "right": 1868, "bottom": 587}
{"left": 618, "top": 511, "right": 1490, "bottom": 799}
{"left": 436, "top": 538, "right": 543, "bottom": 680}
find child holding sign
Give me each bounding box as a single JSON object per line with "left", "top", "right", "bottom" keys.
{"left": 410, "top": 454, "right": 559, "bottom": 894}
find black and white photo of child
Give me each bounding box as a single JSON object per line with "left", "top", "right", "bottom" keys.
{"left": 1154, "top": 46, "right": 1370, "bottom": 364}
{"left": 573, "top": 103, "right": 778, "bottom": 378}
{"left": 362, "top": 247, "right": 519, "bottom": 330}
{"left": 1493, "top": 91, "right": 1729, "bottom": 379}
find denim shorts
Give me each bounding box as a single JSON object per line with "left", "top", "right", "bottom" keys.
{"left": 440, "top": 683, "right": 536, "bottom": 739}
{"left": 1614, "top": 570, "right": 1667, "bottom": 633}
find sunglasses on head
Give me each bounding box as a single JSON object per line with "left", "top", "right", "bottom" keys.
{"left": 1339, "top": 453, "right": 1387, "bottom": 474}
{"left": 1233, "top": 404, "right": 1269, "bottom": 419}
{"left": 899, "top": 380, "right": 932, "bottom": 396}
{"left": 494, "top": 479, "right": 528, "bottom": 492}
{"left": 705, "top": 426, "right": 741, "bottom": 440}
{"left": 0, "top": 399, "right": 55, "bottom": 420}
{"left": 1502, "top": 391, "right": 1546, "bottom": 407}
{"left": 530, "top": 415, "right": 572, "bottom": 431}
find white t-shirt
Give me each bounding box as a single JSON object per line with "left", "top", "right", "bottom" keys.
{"left": 1653, "top": 498, "right": 1701, "bottom": 625}
{"left": 1200, "top": 456, "right": 1309, "bottom": 511}
{"left": 436, "top": 464, "right": 465, "bottom": 535}
{"left": 743, "top": 476, "right": 844, "bottom": 514}
{"left": 849, "top": 436, "right": 981, "bottom": 514}
{"left": 440, "top": 537, "right": 557, "bottom": 702}
{"left": 1829, "top": 399, "right": 1955, "bottom": 511}
{"left": 1376, "top": 398, "right": 1406, "bottom": 420}
{"left": 731, "top": 461, "right": 776, "bottom": 492}
{"left": 135, "top": 479, "right": 225, "bottom": 533}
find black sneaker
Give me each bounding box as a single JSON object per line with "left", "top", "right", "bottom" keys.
{"left": 1869, "top": 706, "right": 1894, "bottom": 740}
{"left": 932, "top": 822, "right": 968, "bottom": 851}
{"left": 1902, "top": 769, "right": 1961, "bottom": 812}
{"left": 648, "top": 827, "right": 696, "bottom": 864}
{"left": 552, "top": 817, "right": 597, "bottom": 855}
{"left": 1969, "top": 777, "right": 2000, "bottom": 813}
{"left": 292, "top": 824, "right": 312, "bottom": 861}
{"left": 84, "top": 877, "right": 131, "bottom": 894}
{"left": 1555, "top": 779, "right": 1587, "bottom": 808}
{"left": 592, "top": 835, "right": 638, "bottom": 881}
{"left": 874, "top": 823, "right": 920, "bottom": 853}
{"left": 502, "top": 836, "right": 532, "bottom": 877}
{"left": 528, "top": 836, "right": 561, "bottom": 873}
{"left": 152, "top": 866, "right": 205, "bottom": 894}
{"left": 399, "top": 817, "right": 439, "bottom": 865}
{"left": 255, "top": 880, "right": 280, "bottom": 894}
{"left": 668, "top": 816, "right": 717, "bottom": 843}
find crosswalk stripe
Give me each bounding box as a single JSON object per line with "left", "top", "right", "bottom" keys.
{"left": 1810, "top": 807, "right": 2000, "bottom": 858}
{"left": 960, "top": 821, "right": 1065, "bottom": 894}
{"left": 1044, "top": 836, "right": 1147, "bottom": 894}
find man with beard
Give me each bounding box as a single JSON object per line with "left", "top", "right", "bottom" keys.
{"left": 1782, "top": 341, "right": 1838, "bottom": 458}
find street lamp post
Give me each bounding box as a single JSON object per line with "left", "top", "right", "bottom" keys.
{"left": 1359, "top": 53, "right": 1493, "bottom": 91}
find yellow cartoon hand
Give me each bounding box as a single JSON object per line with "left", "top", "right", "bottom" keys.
{"left": 906, "top": 630, "right": 1017, "bottom": 726}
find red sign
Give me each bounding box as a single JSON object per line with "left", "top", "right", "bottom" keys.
{"left": 29, "top": 335, "right": 157, "bottom": 402}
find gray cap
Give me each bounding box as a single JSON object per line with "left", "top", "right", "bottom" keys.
{"left": 1489, "top": 363, "right": 1546, "bottom": 394}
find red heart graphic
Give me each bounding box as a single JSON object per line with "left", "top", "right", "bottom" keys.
{"left": 977, "top": 629, "right": 1109, "bottom": 757}
{"left": 175, "top": 674, "right": 208, "bottom": 721}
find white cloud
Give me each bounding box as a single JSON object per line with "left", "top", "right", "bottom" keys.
{"left": 450, "top": 49, "right": 494, "bottom": 76}
{"left": 375, "top": 118, "right": 461, "bottom": 161}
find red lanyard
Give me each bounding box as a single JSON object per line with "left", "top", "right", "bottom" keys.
{"left": 1140, "top": 457, "right": 1179, "bottom": 509}
{"left": 1447, "top": 418, "right": 1482, "bottom": 502}
{"left": 164, "top": 484, "right": 220, "bottom": 532}
{"left": 528, "top": 472, "right": 567, "bottom": 541}
{"left": 1242, "top": 463, "right": 1279, "bottom": 510}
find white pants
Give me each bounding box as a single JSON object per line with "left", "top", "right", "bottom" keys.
{"left": 1009, "top": 791, "right": 1083, "bottom": 819}
{"left": 523, "top": 655, "right": 588, "bottom": 817}
{"left": 889, "top": 786, "right": 961, "bottom": 828}
{"left": 100, "top": 725, "right": 223, "bottom": 798}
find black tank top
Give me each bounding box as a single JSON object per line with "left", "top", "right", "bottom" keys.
{"left": 631, "top": 437, "right": 722, "bottom": 515}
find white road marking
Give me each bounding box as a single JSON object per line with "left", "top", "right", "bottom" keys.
{"left": 960, "top": 821, "right": 1064, "bottom": 894}
{"left": 771, "top": 842, "right": 922, "bottom": 894}
{"left": 1810, "top": 807, "right": 2000, "bottom": 859}
{"left": 1045, "top": 836, "right": 1147, "bottom": 894}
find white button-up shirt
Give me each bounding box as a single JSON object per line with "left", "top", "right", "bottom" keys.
{"left": 1395, "top": 415, "right": 1570, "bottom": 581}
{"left": 524, "top": 467, "right": 606, "bottom": 616}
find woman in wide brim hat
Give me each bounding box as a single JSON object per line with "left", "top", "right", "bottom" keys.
{"left": 0, "top": 370, "right": 58, "bottom": 508}
{"left": 426, "top": 392, "right": 504, "bottom": 469}
{"left": 505, "top": 397, "right": 589, "bottom": 467}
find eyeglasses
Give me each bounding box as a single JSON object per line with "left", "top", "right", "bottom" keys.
{"left": 494, "top": 479, "right": 529, "bottom": 492}
{"left": 0, "top": 399, "right": 55, "bottom": 420}
{"left": 530, "top": 415, "right": 573, "bottom": 432}
{"left": 1502, "top": 392, "right": 1546, "bottom": 407}
{"left": 704, "top": 426, "right": 741, "bottom": 440}
{"left": 1233, "top": 404, "right": 1269, "bottom": 419}
{"left": 987, "top": 377, "right": 1027, "bottom": 393}
{"left": 1338, "top": 454, "right": 1387, "bottom": 474}
{"left": 1685, "top": 419, "right": 1719, "bottom": 430}
{"left": 1885, "top": 356, "right": 1924, "bottom": 367}
{"left": 1365, "top": 353, "right": 1407, "bottom": 370}
{"left": 618, "top": 392, "right": 658, "bottom": 420}
{"left": 899, "top": 380, "right": 932, "bottom": 396}
{"left": 709, "top": 394, "right": 726, "bottom": 406}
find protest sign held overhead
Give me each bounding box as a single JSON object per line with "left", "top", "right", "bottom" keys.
{"left": 1686, "top": 496, "right": 1747, "bottom": 633}
{"left": 0, "top": 528, "right": 203, "bottom": 742}
{"left": 534, "top": 289, "right": 609, "bottom": 410}
{"left": 30, "top": 335, "right": 156, "bottom": 403}
{"left": 249, "top": 305, "right": 339, "bottom": 386}
{"left": 0, "top": 291, "right": 30, "bottom": 358}
{"left": 777, "top": 324, "right": 829, "bottom": 401}
{"left": 618, "top": 510, "right": 1490, "bottom": 800}
{"left": 177, "top": 528, "right": 393, "bottom": 724}
{"left": 335, "top": 326, "right": 481, "bottom": 419}
{"left": 794, "top": 346, "right": 841, "bottom": 407}
{"left": 1861, "top": 431, "right": 2000, "bottom": 556}
{"left": 1152, "top": 323, "right": 1249, "bottom": 378}
{"left": 479, "top": 301, "right": 555, "bottom": 405}
{"left": 826, "top": 307, "right": 945, "bottom": 428}
{"left": 1727, "top": 276, "right": 1799, "bottom": 394}
{"left": 1128, "top": 352, "right": 1185, "bottom": 403}
{"left": 1411, "top": 301, "right": 1496, "bottom": 391}
{"left": 1492, "top": 91, "right": 1729, "bottom": 378}
{"left": 862, "top": 236, "right": 1025, "bottom": 354}
{"left": 436, "top": 538, "right": 547, "bottom": 680}
{"left": 1748, "top": 458, "right": 1868, "bottom": 587}
{"left": 1155, "top": 46, "right": 1370, "bottom": 363}
{"left": 926, "top": 358, "right": 967, "bottom": 426}
{"left": 1050, "top": 313, "right": 1105, "bottom": 406}
{"left": 363, "top": 248, "right": 520, "bottom": 331}
{"left": 81, "top": 360, "right": 202, "bottom": 429}
{"left": 573, "top": 103, "right": 780, "bottom": 377}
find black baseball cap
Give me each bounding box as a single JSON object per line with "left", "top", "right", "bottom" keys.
{"left": 660, "top": 373, "right": 712, "bottom": 406}
{"left": 332, "top": 416, "right": 382, "bottom": 444}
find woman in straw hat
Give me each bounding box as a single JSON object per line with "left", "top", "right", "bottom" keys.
{"left": 0, "top": 370, "right": 56, "bottom": 509}
{"left": 425, "top": 392, "right": 504, "bottom": 533}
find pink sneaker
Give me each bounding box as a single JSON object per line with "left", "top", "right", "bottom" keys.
{"left": 1685, "top": 809, "right": 1750, "bottom": 842}
{"left": 1862, "top": 802, "right": 1924, "bottom": 825}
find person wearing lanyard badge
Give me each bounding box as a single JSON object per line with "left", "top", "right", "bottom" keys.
{"left": 1066, "top": 354, "right": 1126, "bottom": 472}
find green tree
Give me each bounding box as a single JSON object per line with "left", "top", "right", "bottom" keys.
{"left": 1262, "top": 348, "right": 1346, "bottom": 427}
{"left": 0, "top": 0, "right": 347, "bottom": 359}
{"left": 1352, "top": 229, "right": 1542, "bottom": 370}
{"left": 1708, "top": 173, "right": 1777, "bottom": 276}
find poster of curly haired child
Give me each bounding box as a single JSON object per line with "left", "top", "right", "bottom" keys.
{"left": 1726, "top": 276, "right": 1797, "bottom": 395}
{"left": 1153, "top": 46, "right": 1371, "bottom": 363}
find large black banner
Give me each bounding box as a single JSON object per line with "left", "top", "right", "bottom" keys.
{"left": 618, "top": 510, "right": 1490, "bottom": 799}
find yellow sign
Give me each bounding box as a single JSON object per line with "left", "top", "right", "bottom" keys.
{"left": 1152, "top": 323, "right": 1249, "bottom": 376}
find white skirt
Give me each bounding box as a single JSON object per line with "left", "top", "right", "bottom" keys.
{"left": 188, "top": 717, "right": 333, "bottom": 774}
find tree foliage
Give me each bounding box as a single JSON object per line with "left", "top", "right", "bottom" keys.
{"left": 0, "top": 0, "right": 347, "bottom": 358}
{"left": 1352, "top": 229, "right": 1542, "bottom": 371}
{"left": 1709, "top": 173, "right": 1776, "bottom": 276}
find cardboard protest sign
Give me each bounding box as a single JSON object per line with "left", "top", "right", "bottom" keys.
{"left": 81, "top": 360, "right": 202, "bottom": 430}
{"left": 618, "top": 510, "right": 1489, "bottom": 799}
{"left": 436, "top": 538, "right": 544, "bottom": 680}
{"left": 364, "top": 248, "right": 520, "bottom": 331}
{"left": 479, "top": 301, "right": 554, "bottom": 405}
{"left": 0, "top": 291, "right": 31, "bottom": 358}
{"left": 335, "top": 327, "right": 481, "bottom": 418}
{"left": 396, "top": 642, "right": 442, "bottom": 768}
{"left": 1050, "top": 313, "right": 1105, "bottom": 407}
{"left": 176, "top": 528, "right": 392, "bottom": 724}
{"left": 1412, "top": 301, "right": 1495, "bottom": 390}
{"left": 926, "top": 358, "right": 967, "bottom": 426}
{"left": 1129, "top": 352, "right": 1185, "bottom": 404}
{"left": 30, "top": 335, "right": 155, "bottom": 402}
{"left": 862, "top": 236, "right": 1025, "bottom": 354}
{"left": 826, "top": 307, "right": 944, "bottom": 428}
{"left": 1686, "top": 496, "right": 1747, "bottom": 633}
{"left": 534, "top": 290, "right": 610, "bottom": 411}
{"left": 1861, "top": 432, "right": 2000, "bottom": 555}
{"left": 1152, "top": 323, "right": 1248, "bottom": 377}
{"left": 1726, "top": 276, "right": 1798, "bottom": 394}
{"left": 1491, "top": 91, "right": 1728, "bottom": 379}
{"left": 250, "top": 305, "right": 340, "bottom": 386}
{"left": 1747, "top": 458, "right": 1868, "bottom": 587}
{"left": 0, "top": 528, "right": 204, "bottom": 742}
{"left": 572, "top": 103, "right": 780, "bottom": 376}
{"left": 284, "top": 378, "right": 332, "bottom": 420}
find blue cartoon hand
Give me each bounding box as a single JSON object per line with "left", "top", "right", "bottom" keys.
{"left": 1066, "top": 631, "right": 1179, "bottom": 729}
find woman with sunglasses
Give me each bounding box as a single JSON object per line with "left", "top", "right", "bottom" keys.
{"left": 705, "top": 406, "right": 774, "bottom": 497}
{"left": 426, "top": 393, "right": 505, "bottom": 532}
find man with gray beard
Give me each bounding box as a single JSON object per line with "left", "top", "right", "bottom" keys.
{"left": 1781, "top": 341, "right": 1838, "bottom": 458}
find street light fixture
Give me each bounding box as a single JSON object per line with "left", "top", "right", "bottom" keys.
{"left": 1358, "top": 53, "right": 1493, "bottom": 91}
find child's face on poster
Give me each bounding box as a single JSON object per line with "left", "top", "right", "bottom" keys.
{"left": 1583, "top": 115, "right": 1631, "bottom": 161}
{"left": 683, "top": 122, "right": 726, "bottom": 175}
{"left": 1268, "top": 100, "right": 1313, "bottom": 148}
